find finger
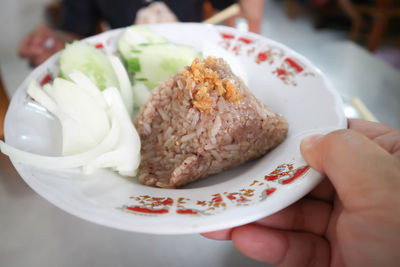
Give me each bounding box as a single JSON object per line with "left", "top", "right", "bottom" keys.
{"left": 231, "top": 224, "right": 330, "bottom": 266}
{"left": 307, "top": 177, "right": 335, "bottom": 202}
{"left": 202, "top": 198, "right": 332, "bottom": 240}
{"left": 18, "top": 35, "right": 43, "bottom": 58}
{"left": 29, "top": 25, "right": 54, "bottom": 56}
{"left": 30, "top": 44, "right": 63, "bottom": 67}
{"left": 201, "top": 229, "right": 232, "bottom": 240}
{"left": 31, "top": 25, "right": 51, "bottom": 45}
{"left": 348, "top": 119, "right": 397, "bottom": 140}
{"left": 255, "top": 198, "right": 331, "bottom": 235}
{"left": 18, "top": 27, "right": 48, "bottom": 58}
{"left": 300, "top": 130, "right": 400, "bottom": 211}
{"left": 31, "top": 54, "right": 49, "bottom": 67}
{"left": 373, "top": 131, "right": 400, "bottom": 159}
{"left": 349, "top": 119, "right": 400, "bottom": 158}
{"left": 31, "top": 33, "right": 46, "bottom": 54}
{"left": 18, "top": 35, "right": 31, "bottom": 57}
{"left": 202, "top": 190, "right": 333, "bottom": 240}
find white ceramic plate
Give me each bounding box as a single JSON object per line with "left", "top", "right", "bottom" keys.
{"left": 4, "top": 23, "right": 346, "bottom": 234}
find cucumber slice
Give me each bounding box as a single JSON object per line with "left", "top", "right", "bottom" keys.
{"left": 118, "top": 25, "right": 168, "bottom": 74}
{"left": 132, "top": 83, "right": 151, "bottom": 108}
{"left": 118, "top": 26, "right": 166, "bottom": 66}
{"left": 123, "top": 25, "right": 168, "bottom": 46}
{"left": 130, "top": 43, "right": 201, "bottom": 90}
{"left": 118, "top": 25, "right": 200, "bottom": 95}
{"left": 60, "top": 42, "right": 119, "bottom": 91}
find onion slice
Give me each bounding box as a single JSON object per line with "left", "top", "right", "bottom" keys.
{"left": 108, "top": 55, "right": 134, "bottom": 117}
{"left": 83, "top": 87, "right": 141, "bottom": 176}
{"left": 68, "top": 72, "right": 108, "bottom": 109}
{"left": 0, "top": 117, "right": 120, "bottom": 170}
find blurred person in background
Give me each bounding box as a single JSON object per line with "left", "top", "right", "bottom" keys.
{"left": 19, "top": 0, "right": 264, "bottom": 67}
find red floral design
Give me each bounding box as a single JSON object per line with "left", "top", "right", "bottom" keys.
{"left": 219, "top": 32, "right": 236, "bottom": 50}
{"left": 266, "top": 187, "right": 277, "bottom": 195}
{"left": 260, "top": 186, "right": 277, "bottom": 201}
{"left": 228, "top": 35, "right": 257, "bottom": 56}
{"left": 224, "top": 189, "right": 255, "bottom": 205}
{"left": 176, "top": 209, "right": 198, "bottom": 215}
{"left": 125, "top": 206, "right": 169, "bottom": 214}
{"left": 238, "top": 37, "right": 253, "bottom": 44}
{"left": 255, "top": 46, "right": 284, "bottom": 65}
{"left": 265, "top": 164, "right": 310, "bottom": 184}
{"left": 217, "top": 33, "right": 314, "bottom": 85}
{"left": 257, "top": 52, "right": 268, "bottom": 62}
{"left": 273, "top": 57, "right": 306, "bottom": 86}
{"left": 123, "top": 196, "right": 173, "bottom": 215}
{"left": 281, "top": 166, "right": 311, "bottom": 184}
{"left": 40, "top": 74, "right": 53, "bottom": 86}
{"left": 94, "top": 43, "right": 104, "bottom": 49}
{"left": 221, "top": 33, "right": 235, "bottom": 39}
{"left": 120, "top": 162, "right": 311, "bottom": 217}
{"left": 197, "top": 193, "right": 226, "bottom": 211}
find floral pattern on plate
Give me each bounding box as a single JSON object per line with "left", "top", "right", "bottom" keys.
{"left": 119, "top": 163, "right": 311, "bottom": 216}
{"left": 5, "top": 23, "right": 345, "bottom": 234}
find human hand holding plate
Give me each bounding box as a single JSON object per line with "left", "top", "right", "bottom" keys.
{"left": 203, "top": 119, "right": 400, "bottom": 266}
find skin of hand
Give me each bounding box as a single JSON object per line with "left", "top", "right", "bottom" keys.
{"left": 18, "top": 24, "right": 77, "bottom": 67}
{"left": 202, "top": 119, "right": 400, "bottom": 266}
{"left": 225, "top": 0, "right": 264, "bottom": 33}
{"left": 239, "top": 0, "right": 264, "bottom": 33}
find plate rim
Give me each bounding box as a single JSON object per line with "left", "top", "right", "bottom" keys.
{"left": 4, "top": 22, "right": 347, "bottom": 234}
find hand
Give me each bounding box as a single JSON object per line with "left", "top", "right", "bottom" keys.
{"left": 18, "top": 25, "right": 65, "bottom": 67}
{"left": 239, "top": 0, "right": 264, "bottom": 33}
{"left": 225, "top": 0, "right": 264, "bottom": 34}
{"left": 202, "top": 119, "right": 400, "bottom": 266}
{"left": 135, "top": 2, "right": 178, "bottom": 24}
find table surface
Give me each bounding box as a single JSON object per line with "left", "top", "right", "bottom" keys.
{"left": 0, "top": 39, "right": 399, "bottom": 267}
{"left": 314, "top": 41, "right": 400, "bottom": 129}
{"left": 0, "top": 150, "right": 266, "bottom": 267}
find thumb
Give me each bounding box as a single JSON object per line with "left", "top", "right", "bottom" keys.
{"left": 300, "top": 130, "right": 400, "bottom": 210}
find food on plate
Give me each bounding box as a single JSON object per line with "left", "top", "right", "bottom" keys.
{"left": 135, "top": 57, "right": 288, "bottom": 188}
{"left": 202, "top": 40, "right": 248, "bottom": 86}
{"left": 1, "top": 28, "right": 288, "bottom": 187}
{"left": 60, "top": 42, "right": 134, "bottom": 116}
{"left": 118, "top": 25, "right": 200, "bottom": 91}
{"left": 60, "top": 42, "right": 119, "bottom": 91}
{"left": 31, "top": 74, "right": 110, "bottom": 156}
{"left": 0, "top": 72, "right": 141, "bottom": 177}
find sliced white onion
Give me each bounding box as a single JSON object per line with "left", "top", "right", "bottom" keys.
{"left": 51, "top": 78, "right": 110, "bottom": 145}
{"left": 42, "top": 83, "right": 55, "bottom": 99}
{"left": 0, "top": 117, "right": 120, "bottom": 170}
{"left": 5, "top": 74, "right": 141, "bottom": 176}
{"left": 28, "top": 80, "right": 103, "bottom": 155}
{"left": 108, "top": 55, "right": 134, "bottom": 117}
{"left": 68, "top": 72, "right": 108, "bottom": 109}
{"left": 27, "top": 81, "right": 61, "bottom": 118}
{"left": 83, "top": 87, "right": 141, "bottom": 177}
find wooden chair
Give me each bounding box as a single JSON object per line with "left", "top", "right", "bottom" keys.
{"left": 349, "top": 0, "right": 400, "bottom": 51}
{"left": 0, "top": 71, "right": 9, "bottom": 140}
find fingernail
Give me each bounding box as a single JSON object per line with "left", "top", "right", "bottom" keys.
{"left": 301, "top": 134, "right": 323, "bottom": 149}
